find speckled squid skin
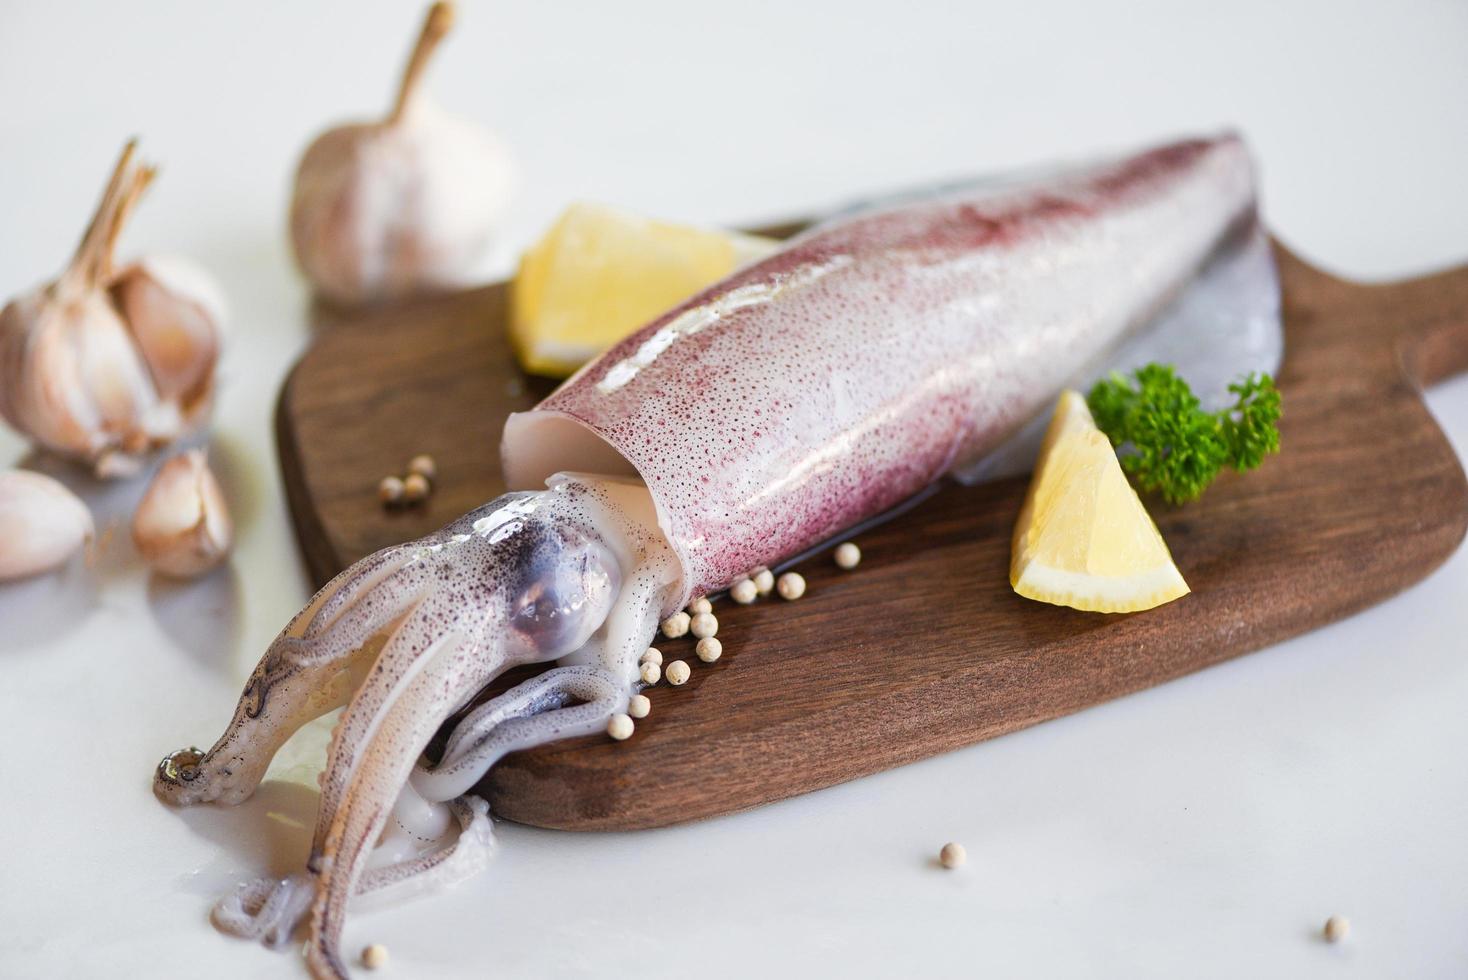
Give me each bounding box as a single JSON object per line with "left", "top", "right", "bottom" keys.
{"left": 503, "top": 135, "right": 1260, "bottom": 602}
{"left": 154, "top": 475, "right": 679, "bottom": 979}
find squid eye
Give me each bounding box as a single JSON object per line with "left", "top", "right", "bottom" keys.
{"left": 506, "top": 531, "right": 619, "bottom": 659}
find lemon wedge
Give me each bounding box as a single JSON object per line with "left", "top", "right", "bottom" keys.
{"left": 1010, "top": 390, "right": 1189, "bottom": 613}
{"left": 510, "top": 202, "right": 779, "bottom": 377}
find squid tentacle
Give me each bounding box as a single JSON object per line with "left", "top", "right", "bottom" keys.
{"left": 211, "top": 875, "right": 316, "bottom": 949}
{"left": 153, "top": 554, "right": 425, "bottom": 808}
{"left": 210, "top": 796, "right": 493, "bottom": 949}
{"left": 307, "top": 594, "right": 436, "bottom": 865}
{"left": 355, "top": 795, "right": 495, "bottom": 909}
{"left": 413, "top": 665, "right": 622, "bottom": 804}
{"left": 440, "top": 664, "right": 616, "bottom": 762}
{"left": 296, "top": 546, "right": 415, "bottom": 641}
{"left": 304, "top": 619, "right": 498, "bottom": 979}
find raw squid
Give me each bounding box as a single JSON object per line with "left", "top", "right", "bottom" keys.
{"left": 155, "top": 133, "right": 1281, "bottom": 978}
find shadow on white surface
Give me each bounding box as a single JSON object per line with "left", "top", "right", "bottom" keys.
{"left": 147, "top": 562, "right": 243, "bottom": 669}
{"left": 168, "top": 777, "right": 321, "bottom": 897}
{"left": 205, "top": 397, "right": 274, "bottom": 539}
{"left": 0, "top": 560, "right": 99, "bottom": 652}
{"left": 16, "top": 447, "right": 152, "bottom": 577}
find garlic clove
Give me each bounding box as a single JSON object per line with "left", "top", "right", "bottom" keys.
{"left": 0, "top": 286, "right": 166, "bottom": 475}
{"left": 111, "top": 255, "right": 226, "bottom": 422}
{"left": 0, "top": 469, "right": 94, "bottom": 581}
{"left": 131, "top": 449, "right": 233, "bottom": 578}
{"left": 288, "top": 2, "right": 515, "bottom": 305}
{"left": 68, "top": 289, "right": 176, "bottom": 448}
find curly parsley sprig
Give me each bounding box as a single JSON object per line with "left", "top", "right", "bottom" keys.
{"left": 1086, "top": 364, "right": 1281, "bottom": 505}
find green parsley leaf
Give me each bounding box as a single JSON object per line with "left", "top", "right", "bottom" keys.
{"left": 1086, "top": 364, "right": 1282, "bottom": 505}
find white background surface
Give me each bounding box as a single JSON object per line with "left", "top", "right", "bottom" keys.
{"left": 2, "top": 2, "right": 1466, "bottom": 977}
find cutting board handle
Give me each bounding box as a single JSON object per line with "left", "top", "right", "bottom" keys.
{"left": 1389, "top": 261, "right": 1468, "bottom": 389}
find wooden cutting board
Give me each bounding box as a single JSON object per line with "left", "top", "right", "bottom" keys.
{"left": 276, "top": 232, "right": 1468, "bottom": 831}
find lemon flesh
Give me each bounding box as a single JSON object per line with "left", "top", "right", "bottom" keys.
{"left": 510, "top": 202, "right": 779, "bottom": 378}
{"left": 1010, "top": 390, "right": 1189, "bottom": 613}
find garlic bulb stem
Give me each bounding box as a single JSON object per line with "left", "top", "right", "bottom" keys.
{"left": 389, "top": 1, "right": 456, "bottom": 124}
{"left": 100, "top": 161, "right": 157, "bottom": 284}
{"left": 61, "top": 139, "right": 138, "bottom": 295}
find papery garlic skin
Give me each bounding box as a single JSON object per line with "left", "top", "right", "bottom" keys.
{"left": 111, "top": 254, "right": 227, "bottom": 421}
{"left": 289, "top": 101, "right": 514, "bottom": 305}
{"left": 0, "top": 285, "right": 177, "bottom": 478}
{"left": 0, "top": 469, "right": 94, "bottom": 581}
{"left": 131, "top": 449, "right": 233, "bottom": 578}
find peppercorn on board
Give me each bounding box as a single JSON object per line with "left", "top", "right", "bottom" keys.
{"left": 276, "top": 232, "right": 1468, "bottom": 830}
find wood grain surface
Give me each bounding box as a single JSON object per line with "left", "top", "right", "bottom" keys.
{"left": 276, "top": 233, "right": 1468, "bottom": 830}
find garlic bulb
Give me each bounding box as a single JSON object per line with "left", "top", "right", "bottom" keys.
{"left": 0, "top": 140, "right": 226, "bottom": 478}
{"left": 0, "top": 470, "right": 94, "bottom": 581}
{"left": 131, "top": 449, "right": 233, "bottom": 578}
{"left": 289, "top": 1, "right": 515, "bottom": 305}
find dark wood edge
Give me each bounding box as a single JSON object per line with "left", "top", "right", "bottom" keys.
{"left": 274, "top": 361, "right": 342, "bottom": 589}
{"left": 1390, "top": 264, "right": 1468, "bottom": 389}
